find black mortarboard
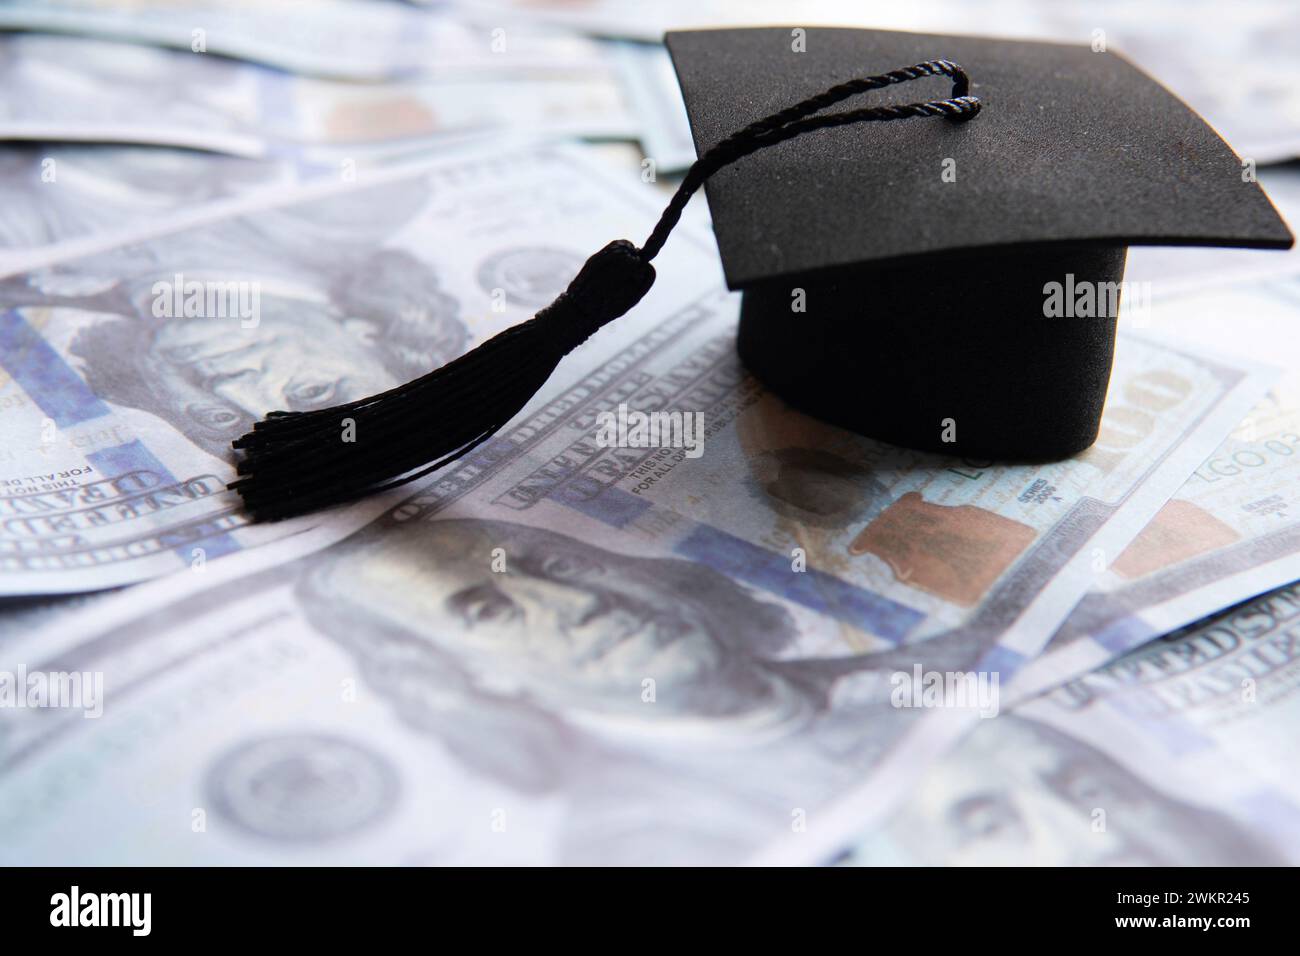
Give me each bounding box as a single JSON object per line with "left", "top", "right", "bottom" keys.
{"left": 664, "top": 27, "right": 1292, "bottom": 461}
{"left": 231, "top": 27, "right": 1292, "bottom": 521}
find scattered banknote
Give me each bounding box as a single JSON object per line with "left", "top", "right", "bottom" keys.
{"left": 0, "top": 135, "right": 562, "bottom": 280}
{"left": 0, "top": 145, "right": 304, "bottom": 275}
{"left": 1009, "top": 268, "right": 1300, "bottom": 698}
{"left": 1, "top": 1, "right": 1295, "bottom": 869}
{"left": 610, "top": 42, "right": 696, "bottom": 174}
{"left": 0, "top": 0, "right": 618, "bottom": 81}
{"left": 827, "top": 267, "right": 1300, "bottom": 866}
{"left": 0, "top": 159, "right": 1272, "bottom": 860}
{"left": 1012, "top": 393, "right": 1300, "bottom": 705}
{"left": 0, "top": 32, "right": 636, "bottom": 161}
{"left": 840, "top": 579, "right": 1300, "bottom": 865}
{"left": 0, "top": 592, "right": 107, "bottom": 646}
{"left": 0, "top": 141, "right": 714, "bottom": 593}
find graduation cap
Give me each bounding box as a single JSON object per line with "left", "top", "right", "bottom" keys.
{"left": 231, "top": 27, "right": 1292, "bottom": 522}
{"left": 666, "top": 26, "right": 1292, "bottom": 461}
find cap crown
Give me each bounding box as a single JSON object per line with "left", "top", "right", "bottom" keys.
{"left": 666, "top": 27, "right": 1293, "bottom": 289}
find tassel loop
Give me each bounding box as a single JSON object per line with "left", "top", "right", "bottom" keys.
{"left": 227, "top": 239, "right": 657, "bottom": 521}
{"left": 542, "top": 240, "right": 657, "bottom": 353}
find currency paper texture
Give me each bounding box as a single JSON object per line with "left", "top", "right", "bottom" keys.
{"left": 841, "top": 580, "right": 1300, "bottom": 865}
{"left": 0, "top": 32, "right": 634, "bottom": 161}
{"left": 0, "top": 143, "right": 713, "bottom": 593}
{"left": 1009, "top": 271, "right": 1300, "bottom": 703}
{"left": 0, "top": 145, "right": 301, "bottom": 275}
{"left": 0, "top": 0, "right": 618, "bottom": 81}
{"left": 0, "top": 0, "right": 1295, "bottom": 876}
{"left": 830, "top": 269, "right": 1300, "bottom": 866}
{"left": 0, "top": 144, "right": 1271, "bottom": 861}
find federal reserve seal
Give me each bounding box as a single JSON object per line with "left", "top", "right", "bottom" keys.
{"left": 476, "top": 247, "right": 584, "bottom": 309}
{"left": 205, "top": 733, "right": 399, "bottom": 842}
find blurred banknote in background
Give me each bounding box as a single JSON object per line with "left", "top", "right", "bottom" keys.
{"left": 0, "top": 145, "right": 301, "bottom": 273}
{"left": 0, "top": 0, "right": 618, "bottom": 80}
{"left": 609, "top": 42, "right": 696, "bottom": 174}
{"left": 0, "top": 32, "right": 635, "bottom": 161}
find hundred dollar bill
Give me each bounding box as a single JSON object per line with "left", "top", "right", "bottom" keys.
{"left": 0, "top": 32, "right": 635, "bottom": 160}
{"left": 0, "top": 0, "right": 617, "bottom": 81}
{"left": 1011, "top": 392, "right": 1300, "bottom": 703}
{"left": 841, "top": 580, "right": 1300, "bottom": 865}
{"left": 0, "top": 593, "right": 106, "bottom": 646}
{"left": 0, "top": 145, "right": 302, "bottom": 275}
{"left": 1008, "top": 270, "right": 1300, "bottom": 703}
{"left": 0, "top": 282, "right": 1271, "bottom": 863}
{"left": 610, "top": 42, "right": 697, "bottom": 174}
{"left": 0, "top": 136, "right": 565, "bottom": 279}
{"left": 0, "top": 141, "right": 717, "bottom": 594}
{"left": 832, "top": 272, "right": 1300, "bottom": 866}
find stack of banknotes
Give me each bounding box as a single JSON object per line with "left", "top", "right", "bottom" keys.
{"left": 1, "top": 0, "right": 1299, "bottom": 866}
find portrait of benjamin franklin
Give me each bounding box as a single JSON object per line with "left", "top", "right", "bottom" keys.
{"left": 285, "top": 513, "right": 905, "bottom": 863}
{"left": 293, "top": 516, "right": 829, "bottom": 791}
{"left": 850, "top": 712, "right": 1285, "bottom": 866}
{"left": 66, "top": 247, "right": 465, "bottom": 459}
{"left": 301, "top": 517, "right": 808, "bottom": 717}
{"left": 4, "top": 167, "right": 467, "bottom": 462}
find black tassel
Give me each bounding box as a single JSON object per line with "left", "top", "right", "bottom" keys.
{"left": 230, "top": 60, "right": 979, "bottom": 521}
{"left": 229, "top": 240, "right": 655, "bottom": 521}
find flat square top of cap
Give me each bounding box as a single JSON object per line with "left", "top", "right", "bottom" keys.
{"left": 665, "top": 27, "right": 1293, "bottom": 289}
